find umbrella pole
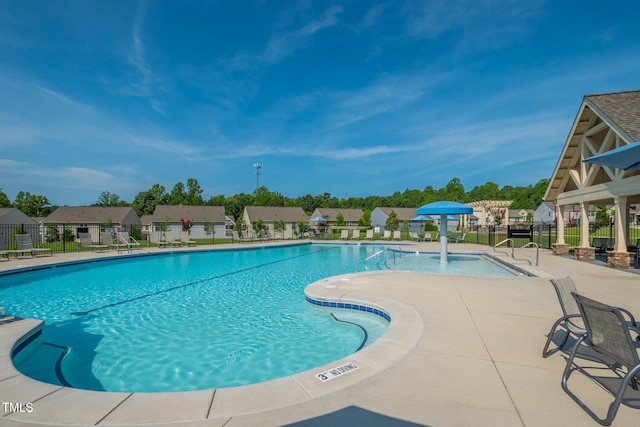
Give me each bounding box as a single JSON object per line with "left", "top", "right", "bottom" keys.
{"left": 439, "top": 214, "right": 448, "bottom": 264}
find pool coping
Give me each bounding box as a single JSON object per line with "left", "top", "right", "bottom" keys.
{"left": 0, "top": 259, "right": 423, "bottom": 425}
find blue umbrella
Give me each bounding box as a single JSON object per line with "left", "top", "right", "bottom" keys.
{"left": 417, "top": 201, "right": 472, "bottom": 264}
{"left": 410, "top": 215, "right": 432, "bottom": 221}
{"left": 583, "top": 141, "right": 640, "bottom": 170}
{"left": 309, "top": 216, "right": 328, "bottom": 222}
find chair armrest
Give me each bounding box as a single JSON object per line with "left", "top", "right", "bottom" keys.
{"left": 619, "top": 307, "right": 637, "bottom": 327}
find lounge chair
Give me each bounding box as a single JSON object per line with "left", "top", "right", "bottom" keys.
{"left": 0, "top": 236, "right": 13, "bottom": 260}
{"left": 110, "top": 231, "right": 140, "bottom": 253}
{"left": 181, "top": 232, "right": 196, "bottom": 246}
{"left": 542, "top": 277, "right": 637, "bottom": 358}
{"left": 232, "top": 230, "right": 252, "bottom": 244}
{"left": 423, "top": 232, "right": 433, "bottom": 242}
{"left": 382, "top": 230, "right": 392, "bottom": 240}
{"left": 448, "top": 233, "right": 466, "bottom": 243}
{"left": 393, "top": 230, "right": 401, "bottom": 241}
{"left": 365, "top": 229, "right": 374, "bottom": 240}
{"left": 351, "top": 229, "right": 360, "bottom": 240}
{"left": 165, "top": 233, "right": 182, "bottom": 247}
{"left": 340, "top": 230, "right": 349, "bottom": 240}
{"left": 561, "top": 293, "right": 640, "bottom": 425}
{"left": 78, "top": 232, "right": 108, "bottom": 252}
{"left": 100, "top": 232, "right": 114, "bottom": 249}
{"left": 14, "top": 234, "right": 52, "bottom": 257}
{"left": 157, "top": 233, "right": 170, "bottom": 248}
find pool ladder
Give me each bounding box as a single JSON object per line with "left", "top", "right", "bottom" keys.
{"left": 493, "top": 239, "right": 539, "bottom": 266}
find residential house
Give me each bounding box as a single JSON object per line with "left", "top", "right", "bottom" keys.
{"left": 534, "top": 202, "right": 556, "bottom": 225}
{"left": 148, "top": 205, "right": 226, "bottom": 243}
{"left": 243, "top": 206, "right": 308, "bottom": 239}
{"left": 371, "top": 207, "right": 418, "bottom": 233}
{"left": 44, "top": 206, "right": 141, "bottom": 243}
{"left": 310, "top": 208, "right": 363, "bottom": 232}
{"left": 508, "top": 209, "right": 534, "bottom": 225}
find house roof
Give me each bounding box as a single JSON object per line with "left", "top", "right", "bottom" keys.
{"left": 150, "top": 205, "right": 226, "bottom": 223}
{"left": 312, "top": 208, "right": 364, "bottom": 222}
{"left": 545, "top": 90, "right": 640, "bottom": 202}
{"left": 0, "top": 208, "right": 38, "bottom": 224}
{"left": 45, "top": 206, "right": 139, "bottom": 224}
{"left": 586, "top": 90, "right": 640, "bottom": 141}
{"left": 244, "top": 206, "right": 308, "bottom": 222}
{"left": 374, "top": 207, "right": 417, "bottom": 220}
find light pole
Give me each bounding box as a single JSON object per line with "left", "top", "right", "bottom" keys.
{"left": 254, "top": 163, "right": 262, "bottom": 190}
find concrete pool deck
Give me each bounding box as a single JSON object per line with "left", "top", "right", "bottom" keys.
{"left": 1, "top": 241, "right": 639, "bottom": 426}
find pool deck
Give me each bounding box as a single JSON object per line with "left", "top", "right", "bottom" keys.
{"left": 1, "top": 241, "right": 639, "bottom": 426}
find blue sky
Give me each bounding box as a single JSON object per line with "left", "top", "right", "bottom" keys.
{"left": 1, "top": 0, "right": 639, "bottom": 206}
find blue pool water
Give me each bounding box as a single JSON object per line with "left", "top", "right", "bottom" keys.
{"left": 2, "top": 243, "right": 517, "bottom": 392}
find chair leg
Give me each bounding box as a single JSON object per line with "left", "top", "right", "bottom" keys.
{"left": 542, "top": 319, "right": 571, "bottom": 358}
{"left": 562, "top": 335, "right": 640, "bottom": 426}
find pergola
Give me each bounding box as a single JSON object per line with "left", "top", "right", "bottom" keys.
{"left": 467, "top": 200, "right": 513, "bottom": 226}
{"left": 544, "top": 90, "right": 640, "bottom": 268}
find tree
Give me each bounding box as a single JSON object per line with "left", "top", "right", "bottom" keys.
{"left": 131, "top": 184, "right": 168, "bottom": 216}
{"left": 335, "top": 212, "right": 346, "bottom": 227}
{"left": 13, "top": 191, "right": 53, "bottom": 217}
{"left": 358, "top": 210, "right": 372, "bottom": 227}
{"left": 168, "top": 182, "right": 186, "bottom": 205}
{"left": 0, "top": 188, "right": 10, "bottom": 207}
{"left": 185, "top": 178, "right": 204, "bottom": 205}
{"left": 95, "top": 191, "right": 122, "bottom": 207}
{"left": 204, "top": 221, "right": 215, "bottom": 243}
{"left": 385, "top": 210, "right": 400, "bottom": 232}
{"left": 273, "top": 219, "right": 286, "bottom": 239}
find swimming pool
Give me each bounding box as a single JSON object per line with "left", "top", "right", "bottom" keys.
{"left": 2, "top": 243, "right": 519, "bottom": 393}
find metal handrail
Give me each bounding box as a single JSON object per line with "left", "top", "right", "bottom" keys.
{"left": 493, "top": 238, "right": 514, "bottom": 258}
{"left": 364, "top": 250, "right": 385, "bottom": 262}
{"left": 513, "top": 242, "right": 539, "bottom": 266}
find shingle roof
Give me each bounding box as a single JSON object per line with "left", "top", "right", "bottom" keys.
{"left": 45, "top": 206, "right": 138, "bottom": 223}
{"left": 151, "top": 205, "right": 226, "bottom": 223}
{"left": 244, "top": 206, "right": 308, "bottom": 222}
{"left": 586, "top": 90, "right": 640, "bottom": 141}
{"left": 313, "top": 208, "right": 364, "bottom": 222}
{"left": 375, "top": 207, "right": 417, "bottom": 221}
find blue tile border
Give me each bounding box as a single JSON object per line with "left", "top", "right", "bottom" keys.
{"left": 306, "top": 296, "right": 391, "bottom": 322}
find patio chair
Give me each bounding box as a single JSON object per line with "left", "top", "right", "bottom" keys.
{"left": 340, "top": 229, "right": 349, "bottom": 240}
{"left": 78, "top": 232, "right": 108, "bottom": 252}
{"left": 448, "top": 233, "right": 466, "bottom": 243}
{"left": 0, "top": 236, "right": 13, "bottom": 260}
{"left": 14, "top": 234, "right": 52, "bottom": 257}
{"left": 542, "top": 277, "right": 637, "bottom": 358}
{"left": 382, "top": 230, "right": 392, "bottom": 240}
{"left": 181, "top": 232, "right": 197, "bottom": 246}
{"left": 232, "top": 230, "right": 252, "bottom": 244}
{"left": 423, "top": 232, "right": 433, "bottom": 242}
{"left": 393, "top": 230, "right": 401, "bottom": 240}
{"left": 351, "top": 229, "right": 360, "bottom": 240}
{"left": 100, "top": 232, "right": 114, "bottom": 249}
{"left": 365, "top": 229, "right": 374, "bottom": 240}
{"left": 561, "top": 293, "right": 640, "bottom": 425}
{"left": 165, "top": 232, "right": 182, "bottom": 247}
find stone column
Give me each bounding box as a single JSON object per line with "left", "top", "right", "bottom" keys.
{"left": 607, "top": 196, "right": 633, "bottom": 268}
{"left": 574, "top": 201, "right": 595, "bottom": 261}
{"left": 552, "top": 203, "right": 570, "bottom": 255}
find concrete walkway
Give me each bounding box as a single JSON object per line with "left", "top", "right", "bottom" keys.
{"left": 0, "top": 242, "right": 639, "bottom": 426}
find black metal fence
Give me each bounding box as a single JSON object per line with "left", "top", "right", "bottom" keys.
{"left": 0, "top": 223, "right": 143, "bottom": 254}
{"left": 466, "top": 223, "right": 640, "bottom": 251}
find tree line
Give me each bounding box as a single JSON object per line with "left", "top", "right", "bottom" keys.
{"left": 0, "top": 177, "right": 550, "bottom": 221}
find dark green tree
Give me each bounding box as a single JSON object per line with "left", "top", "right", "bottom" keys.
{"left": 385, "top": 210, "right": 400, "bottom": 231}
{"left": 0, "top": 188, "right": 11, "bottom": 207}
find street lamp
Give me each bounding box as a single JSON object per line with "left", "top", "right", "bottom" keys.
{"left": 254, "top": 163, "right": 262, "bottom": 190}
